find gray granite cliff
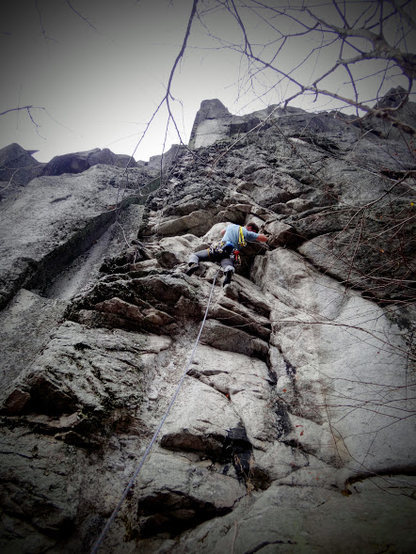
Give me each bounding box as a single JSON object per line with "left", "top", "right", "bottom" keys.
{"left": 0, "top": 89, "right": 415, "bottom": 553}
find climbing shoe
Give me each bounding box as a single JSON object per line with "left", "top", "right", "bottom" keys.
{"left": 223, "top": 271, "right": 232, "bottom": 287}
{"left": 186, "top": 263, "right": 199, "bottom": 276}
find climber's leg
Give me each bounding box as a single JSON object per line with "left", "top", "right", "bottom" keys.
{"left": 220, "top": 257, "right": 235, "bottom": 286}
{"left": 186, "top": 250, "right": 210, "bottom": 276}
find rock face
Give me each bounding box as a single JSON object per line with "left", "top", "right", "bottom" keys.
{"left": 0, "top": 90, "right": 415, "bottom": 553}
{"left": 0, "top": 143, "right": 44, "bottom": 192}
{"left": 189, "top": 98, "right": 285, "bottom": 149}
{"left": 42, "top": 147, "right": 139, "bottom": 176}
{"left": 0, "top": 163, "right": 155, "bottom": 310}
{"left": 147, "top": 144, "right": 187, "bottom": 171}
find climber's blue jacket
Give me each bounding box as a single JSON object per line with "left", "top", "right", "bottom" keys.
{"left": 222, "top": 223, "right": 259, "bottom": 248}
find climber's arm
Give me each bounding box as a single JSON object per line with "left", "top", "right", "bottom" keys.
{"left": 256, "top": 234, "right": 268, "bottom": 243}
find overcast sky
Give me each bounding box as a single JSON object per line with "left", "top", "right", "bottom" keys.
{"left": 1, "top": 0, "right": 414, "bottom": 163}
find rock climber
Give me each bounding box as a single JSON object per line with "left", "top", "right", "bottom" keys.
{"left": 186, "top": 222, "right": 268, "bottom": 286}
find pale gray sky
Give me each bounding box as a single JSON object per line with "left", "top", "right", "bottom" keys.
{"left": 1, "top": 0, "right": 414, "bottom": 163}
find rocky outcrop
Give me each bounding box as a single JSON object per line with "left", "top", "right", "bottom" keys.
{"left": 0, "top": 144, "right": 154, "bottom": 195}
{"left": 0, "top": 164, "right": 151, "bottom": 310}
{"left": 0, "top": 90, "right": 415, "bottom": 553}
{"left": 0, "top": 143, "right": 44, "bottom": 193}
{"left": 360, "top": 85, "right": 416, "bottom": 139}
{"left": 146, "top": 144, "right": 188, "bottom": 171}
{"left": 42, "top": 147, "right": 140, "bottom": 176}
{"left": 41, "top": 145, "right": 189, "bottom": 177}
{"left": 188, "top": 98, "right": 296, "bottom": 149}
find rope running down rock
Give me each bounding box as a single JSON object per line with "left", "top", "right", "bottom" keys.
{"left": 90, "top": 269, "right": 220, "bottom": 553}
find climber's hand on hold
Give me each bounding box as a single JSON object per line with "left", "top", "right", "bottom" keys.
{"left": 256, "top": 234, "right": 268, "bottom": 243}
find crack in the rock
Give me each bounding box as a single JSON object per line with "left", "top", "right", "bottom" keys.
{"left": 342, "top": 467, "right": 416, "bottom": 496}
{"left": 245, "top": 539, "right": 298, "bottom": 553}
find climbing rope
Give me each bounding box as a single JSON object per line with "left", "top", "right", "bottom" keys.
{"left": 90, "top": 269, "right": 220, "bottom": 554}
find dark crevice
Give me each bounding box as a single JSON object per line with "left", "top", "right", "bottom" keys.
{"left": 265, "top": 359, "right": 278, "bottom": 386}
{"left": 274, "top": 400, "right": 292, "bottom": 440}
{"left": 245, "top": 539, "right": 298, "bottom": 553}
{"left": 185, "top": 368, "right": 230, "bottom": 397}
{"left": 289, "top": 132, "right": 341, "bottom": 154}
{"left": 210, "top": 312, "right": 271, "bottom": 343}
{"left": 222, "top": 426, "right": 253, "bottom": 484}
{"left": 282, "top": 437, "right": 342, "bottom": 468}
{"left": 343, "top": 467, "right": 416, "bottom": 496}
{"left": 284, "top": 358, "right": 297, "bottom": 379}
{"left": 137, "top": 490, "right": 233, "bottom": 538}
{"left": 26, "top": 210, "right": 117, "bottom": 297}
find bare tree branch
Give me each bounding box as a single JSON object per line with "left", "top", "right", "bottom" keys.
{"left": 64, "top": 0, "right": 98, "bottom": 31}
{"left": 198, "top": 0, "right": 416, "bottom": 134}
{"left": 0, "top": 105, "right": 44, "bottom": 118}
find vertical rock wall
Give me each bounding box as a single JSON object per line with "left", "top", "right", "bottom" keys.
{"left": 0, "top": 95, "right": 415, "bottom": 553}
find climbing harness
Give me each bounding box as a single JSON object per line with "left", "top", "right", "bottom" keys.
{"left": 238, "top": 225, "right": 247, "bottom": 248}
{"left": 90, "top": 269, "right": 220, "bottom": 554}
{"left": 208, "top": 240, "right": 234, "bottom": 258}
{"left": 208, "top": 226, "right": 247, "bottom": 260}
{"left": 233, "top": 227, "right": 246, "bottom": 266}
